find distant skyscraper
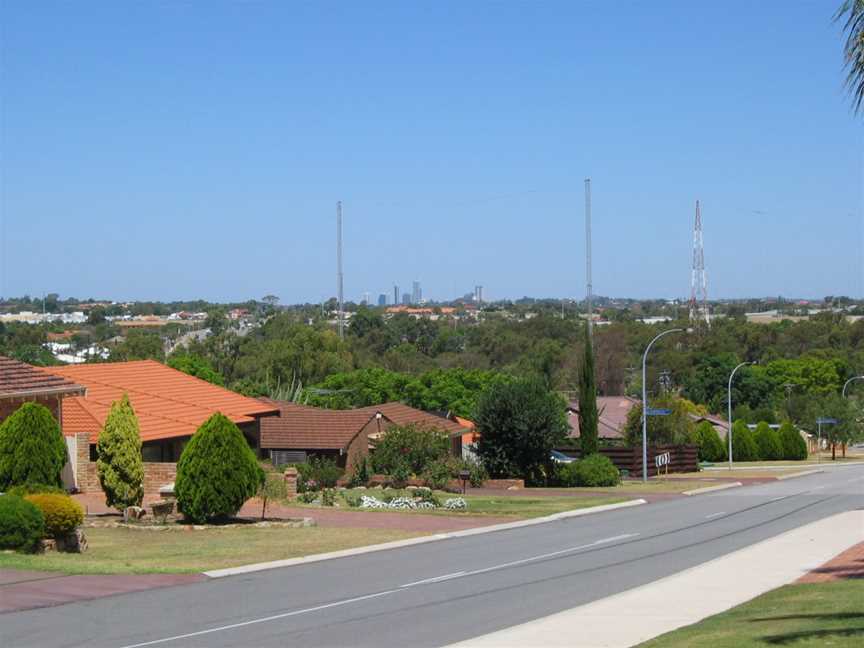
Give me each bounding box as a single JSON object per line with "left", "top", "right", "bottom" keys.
{"left": 412, "top": 280, "right": 421, "bottom": 304}
{"left": 393, "top": 285, "right": 399, "bottom": 306}
{"left": 474, "top": 285, "right": 483, "bottom": 305}
{"left": 378, "top": 293, "right": 387, "bottom": 306}
{"left": 401, "top": 292, "right": 411, "bottom": 305}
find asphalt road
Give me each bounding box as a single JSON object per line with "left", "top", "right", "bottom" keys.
{"left": 3, "top": 465, "right": 863, "bottom": 648}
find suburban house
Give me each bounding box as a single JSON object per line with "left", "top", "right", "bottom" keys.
{"left": 567, "top": 396, "right": 640, "bottom": 442}
{"left": 259, "top": 399, "right": 468, "bottom": 471}
{"left": 40, "top": 360, "right": 279, "bottom": 493}
{"left": 0, "top": 355, "right": 85, "bottom": 426}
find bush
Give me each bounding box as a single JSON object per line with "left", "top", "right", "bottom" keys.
{"left": 96, "top": 394, "right": 145, "bottom": 511}
{"left": 341, "top": 490, "right": 363, "bottom": 507}
{"left": 573, "top": 454, "right": 620, "bottom": 487}
{"left": 372, "top": 424, "right": 450, "bottom": 476}
{"left": 754, "top": 421, "right": 783, "bottom": 461}
{"left": 779, "top": 422, "right": 808, "bottom": 460}
{"left": 258, "top": 473, "right": 288, "bottom": 520}
{"left": 0, "top": 402, "right": 67, "bottom": 490}
{"left": 422, "top": 458, "right": 455, "bottom": 490}
{"left": 0, "top": 494, "right": 44, "bottom": 552}
{"left": 553, "top": 461, "right": 581, "bottom": 487}
{"left": 461, "top": 459, "right": 488, "bottom": 487}
{"left": 174, "top": 413, "right": 265, "bottom": 524}
{"left": 389, "top": 462, "right": 411, "bottom": 489}
{"left": 24, "top": 493, "right": 83, "bottom": 538}
{"left": 6, "top": 483, "right": 66, "bottom": 497}
{"left": 731, "top": 420, "right": 759, "bottom": 462}
{"left": 347, "top": 455, "right": 371, "bottom": 488}
{"left": 475, "top": 377, "right": 569, "bottom": 483}
{"left": 309, "top": 456, "right": 343, "bottom": 489}
{"left": 695, "top": 421, "right": 727, "bottom": 462}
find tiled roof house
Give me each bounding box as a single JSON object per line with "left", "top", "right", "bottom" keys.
{"left": 0, "top": 355, "right": 85, "bottom": 426}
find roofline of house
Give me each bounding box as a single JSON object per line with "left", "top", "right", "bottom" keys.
{"left": 0, "top": 385, "right": 86, "bottom": 400}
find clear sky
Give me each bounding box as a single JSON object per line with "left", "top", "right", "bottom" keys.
{"left": 1, "top": 1, "right": 861, "bottom": 304}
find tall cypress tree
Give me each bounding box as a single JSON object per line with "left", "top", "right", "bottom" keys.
{"left": 97, "top": 394, "right": 145, "bottom": 510}
{"left": 0, "top": 402, "right": 67, "bottom": 489}
{"left": 579, "top": 325, "right": 599, "bottom": 456}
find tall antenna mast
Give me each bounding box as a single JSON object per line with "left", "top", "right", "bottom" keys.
{"left": 585, "top": 178, "right": 593, "bottom": 338}
{"left": 337, "top": 201, "right": 344, "bottom": 339}
{"left": 689, "top": 200, "right": 710, "bottom": 328}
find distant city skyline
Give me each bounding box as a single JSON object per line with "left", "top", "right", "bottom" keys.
{"left": 1, "top": 2, "right": 861, "bottom": 303}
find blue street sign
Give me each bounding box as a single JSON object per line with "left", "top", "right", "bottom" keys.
{"left": 646, "top": 408, "right": 672, "bottom": 416}
{"left": 816, "top": 417, "right": 838, "bottom": 425}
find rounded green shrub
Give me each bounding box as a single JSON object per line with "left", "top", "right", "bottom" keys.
{"left": 695, "top": 421, "right": 726, "bottom": 462}
{"left": 6, "top": 483, "right": 67, "bottom": 498}
{"left": 0, "top": 494, "right": 45, "bottom": 552}
{"left": 731, "top": 420, "right": 759, "bottom": 462}
{"left": 422, "top": 458, "right": 455, "bottom": 490}
{"left": 574, "top": 454, "right": 620, "bottom": 487}
{"left": 779, "top": 422, "right": 808, "bottom": 460}
{"left": 24, "top": 493, "right": 84, "bottom": 538}
{"left": 0, "top": 402, "right": 67, "bottom": 490}
{"left": 554, "top": 461, "right": 581, "bottom": 487}
{"left": 754, "top": 421, "right": 784, "bottom": 460}
{"left": 175, "top": 413, "right": 265, "bottom": 524}
{"left": 96, "top": 394, "right": 145, "bottom": 511}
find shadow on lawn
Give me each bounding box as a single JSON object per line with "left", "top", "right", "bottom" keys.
{"left": 760, "top": 628, "right": 864, "bottom": 645}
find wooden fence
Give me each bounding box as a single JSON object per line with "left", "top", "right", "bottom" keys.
{"left": 558, "top": 444, "right": 699, "bottom": 477}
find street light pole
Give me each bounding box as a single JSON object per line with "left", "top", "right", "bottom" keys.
{"left": 642, "top": 328, "right": 686, "bottom": 482}
{"left": 842, "top": 375, "right": 864, "bottom": 398}
{"left": 727, "top": 361, "right": 756, "bottom": 470}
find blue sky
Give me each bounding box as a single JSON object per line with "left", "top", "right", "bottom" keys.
{"left": 1, "top": 1, "right": 861, "bottom": 303}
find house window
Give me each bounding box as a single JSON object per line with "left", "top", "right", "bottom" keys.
{"left": 271, "top": 450, "right": 307, "bottom": 467}
{"left": 142, "top": 444, "right": 163, "bottom": 462}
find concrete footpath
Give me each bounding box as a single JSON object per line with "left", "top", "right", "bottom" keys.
{"left": 448, "top": 509, "right": 864, "bottom": 648}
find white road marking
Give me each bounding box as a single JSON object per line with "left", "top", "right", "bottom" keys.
{"left": 810, "top": 485, "right": 826, "bottom": 491}
{"left": 118, "top": 589, "right": 400, "bottom": 648}
{"left": 401, "top": 571, "right": 467, "bottom": 587}
{"left": 400, "top": 534, "right": 639, "bottom": 589}
{"left": 770, "top": 496, "right": 787, "bottom": 502}
{"left": 122, "top": 533, "right": 640, "bottom": 647}
{"left": 705, "top": 512, "right": 726, "bottom": 519}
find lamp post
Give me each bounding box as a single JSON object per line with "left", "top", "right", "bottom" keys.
{"left": 641, "top": 328, "right": 687, "bottom": 482}
{"left": 842, "top": 376, "right": 864, "bottom": 398}
{"left": 727, "top": 361, "right": 757, "bottom": 470}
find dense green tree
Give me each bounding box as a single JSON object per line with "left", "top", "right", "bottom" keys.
{"left": 578, "top": 326, "right": 599, "bottom": 456}
{"left": 0, "top": 403, "right": 67, "bottom": 490}
{"left": 474, "top": 377, "right": 569, "bottom": 483}
{"left": 175, "top": 413, "right": 264, "bottom": 523}
{"left": 110, "top": 330, "right": 165, "bottom": 362}
{"left": 778, "top": 421, "right": 808, "bottom": 460}
{"left": 695, "top": 420, "right": 726, "bottom": 462}
{"left": 623, "top": 397, "right": 696, "bottom": 447}
{"left": 754, "top": 421, "right": 783, "bottom": 460}
{"left": 731, "top": 419, "right": 759, "bottom": 462}
{"left": 167, "top": 353, "right": 224, "bottom": 386}
{"left": 371, "top": 424, "right": 450, "bottom": 476}
{"left": 96, "top": 395, "right": 145, "bottom": 511}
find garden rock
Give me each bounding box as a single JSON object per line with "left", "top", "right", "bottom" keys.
{"left": 56, "top": 528, "right": 88, "bottom": 553}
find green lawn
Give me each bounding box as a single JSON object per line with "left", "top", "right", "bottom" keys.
{"left": 300, "top": 489, "right": 632, "bottom": 519}
{"left": 0, "top": 526, "right": 420, "bottom": 575}
{"left": 638, "top": 581, "right": 864, "bottom": 647}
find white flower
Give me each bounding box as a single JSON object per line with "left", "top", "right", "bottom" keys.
{"left": 444, "top": 497, "right": 467, "bottom": 510}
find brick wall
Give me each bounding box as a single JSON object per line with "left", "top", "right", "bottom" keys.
{"left": 73, "top": 432, "right": 177, "bottom": 495}
{"left": 0, "top": 395, "right": 62, "bottom": 425}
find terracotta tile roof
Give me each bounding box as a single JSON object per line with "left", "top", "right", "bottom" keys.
{"left": 567, "top": 396, "right": 640, "bottom": 440}
{"left": 42, "top": 360, "right": 278, "bottom": 443}
{"left": 259, "top": 400, "right": 469, "bottom": 450}
{"left": 0, "top": 356, "right": 85, "bottom": 399}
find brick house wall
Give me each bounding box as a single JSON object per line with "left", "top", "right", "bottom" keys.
{"left": 72, "top": 432, "right": 177, "bottom": 495}
{"left": 0, "top": 395, "right": 62, "bottom": 425}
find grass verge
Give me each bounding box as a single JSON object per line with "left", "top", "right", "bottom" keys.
{"left": 638, "top": 581, "right": 864, "bottom": 647}
{"left": 0, "top": 526, "right": 420, "bottom": 575}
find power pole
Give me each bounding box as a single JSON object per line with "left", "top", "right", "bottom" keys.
{"left": 585, "top": 178, "right": 593, "bottom": 339}
{"left": 336, "top": 201, "right": 344, "bottom": 340}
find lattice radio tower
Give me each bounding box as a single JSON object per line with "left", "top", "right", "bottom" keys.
{"left": 689, "top": 200, "right": 710, "bottom": 328}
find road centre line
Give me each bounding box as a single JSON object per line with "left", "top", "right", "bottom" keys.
{"left": 705, "top": 512, "right": 726, "bottom": 519}
{"left": 122, "top": 533, "right": 640, "bottom": 647}
{"left": 400, "top": 534, "right": 639, "bottom": 588}
{"left": 119, "top": 589, "right": 401, "bottom": 648}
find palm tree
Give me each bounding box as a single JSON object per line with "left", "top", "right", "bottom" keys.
{"left": 836, "top": 0, "right": 864, "bottom": 114}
